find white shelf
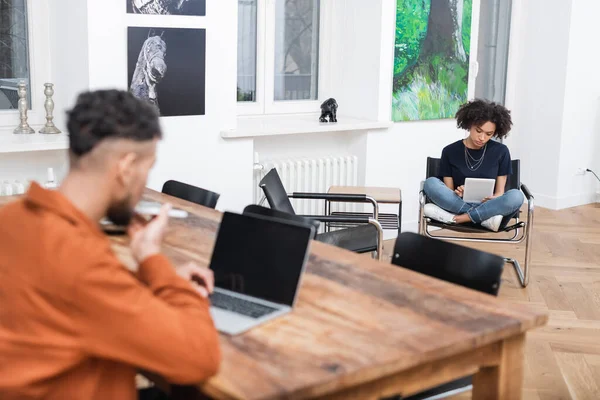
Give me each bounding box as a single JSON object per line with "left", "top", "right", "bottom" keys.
{"left": 221, "top": 114, "right": 393, "bottom": 139}
{"left": 0, "top": 132, "right": 69, "bottom": 154}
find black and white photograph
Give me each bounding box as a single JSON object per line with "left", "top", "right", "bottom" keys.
{"left": 128, "top": 26, "right": 206, "bottom": 117}
{"left": 127, "top": 0, "right": 206, "bottom": 16}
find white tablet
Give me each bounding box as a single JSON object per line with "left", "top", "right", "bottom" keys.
{"left": 462, "top": 178, "right": 495, "bottom": 203}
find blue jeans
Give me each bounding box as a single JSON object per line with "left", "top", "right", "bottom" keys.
{"left": 423, "top": 177, "right": 524, "bottom": 224}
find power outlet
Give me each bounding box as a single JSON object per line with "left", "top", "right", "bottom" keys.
{"left": 576, "top": 168, "right": 587, "bottom": 176}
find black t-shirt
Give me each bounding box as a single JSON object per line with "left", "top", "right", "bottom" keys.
{"left": 439, "top": 139, "right": 512, "bottom": 187}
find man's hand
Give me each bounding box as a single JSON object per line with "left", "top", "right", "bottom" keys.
{"left": 176, "top": 262, "right": 215, "bottom": 298}
{"left": 454, "top": 185, "right": 465, "bottom": 198}
{"left": 128, "top": 203, "right": 171, "bottom": 263}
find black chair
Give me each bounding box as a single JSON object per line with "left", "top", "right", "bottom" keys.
{"left": 243, "top": 205, "right": 320, "bottom": 239}
{"left": 418, "top": 158, "right": 534, "bottom": 287}
{"left": 161, "top": 180, "right": 220, "bottom": 209}
{"left": 258, "top": 168, "right": 384, "bottom": 259}
{"left": 392, "top": 232, "right": 505, "bottom": 399}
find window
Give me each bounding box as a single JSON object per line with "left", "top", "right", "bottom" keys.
{"left": 273, "top": 0, "right": 319, "bottom": 101}
{"left": 474, "top": 0, "right": 512, "bottom": 105}
{"left": 237, "top": 0, "right": 258, "bottom": 103}
{"left": 0, "top": 0, "right": 50, "bottom": 130}
{"left": 0, "top": 0, "right": 30, "bottom": 110}
{"left": 237, "top": 0, "right": 321, "bottom": 115}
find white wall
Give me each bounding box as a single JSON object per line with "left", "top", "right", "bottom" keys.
{"left": 502, "top": 0, "right": 573, "bottom": 209}
{"left": 49, "top": 0, "right": 90, "bottom": 133}
{"left": 556, "top": 0, "right": 600, "bottom": 207}
{"left": 323, "top": 0, "right": 386, "bottom": 121}
{"left": 505, "top": 0, "right": 600, "bottom": 209}
{"left": 80, "top": 0, "right": 253, "bottom": 212}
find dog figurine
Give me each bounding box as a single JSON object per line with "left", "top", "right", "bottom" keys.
{"left": 319, "top": 98, "right": 338, "bottom": 123}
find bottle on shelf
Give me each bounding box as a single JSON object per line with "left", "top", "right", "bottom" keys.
{"left": 44, "top": 168, "right": 58, "bottom": 189}
{"left": 14, "top": 180, "right": 25, "bottom": 195}
{"left": 3, "top": 181, "right": 14, "bottom": 196}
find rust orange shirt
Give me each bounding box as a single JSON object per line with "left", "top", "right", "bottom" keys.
{"left": 0, "top": 183, "right": 221, "bottom": 400}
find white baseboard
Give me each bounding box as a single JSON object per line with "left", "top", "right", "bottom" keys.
{"left": 531, "top": 193, "right": 558, "bottom": 209}
{"left": 556, "top": 192, "right": 598, "bottom": 209}
{"left": 533, "top": 191, "right": 598, "bottom": 210}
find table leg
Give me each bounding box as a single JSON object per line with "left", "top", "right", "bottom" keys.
{"left": 472, "top": 334, "right": 525, "bottom": 400}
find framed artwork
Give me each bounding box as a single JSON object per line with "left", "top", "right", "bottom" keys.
{"left": 127, "top": 0, "right": 206, "bottom": 16}
{"left": 128, "top": 27, "right": 206, "bottom": 117}
{"left": 392, "top": 0, "right": 473, "bottom": 121}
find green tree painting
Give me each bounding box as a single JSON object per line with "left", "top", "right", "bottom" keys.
{"left": 393, "top": 0, "right": 473, "bottom": 121}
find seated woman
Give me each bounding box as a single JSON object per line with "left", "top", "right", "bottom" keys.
{"left": 423, "top": 99, "right": 524, "bottom": 232}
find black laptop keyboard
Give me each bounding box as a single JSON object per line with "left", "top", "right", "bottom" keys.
{"left": 210, "top": 291, "right": 279, "bottom": 319}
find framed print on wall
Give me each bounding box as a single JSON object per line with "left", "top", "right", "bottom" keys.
{"left": 127, "top": 0, "right": 206, "bottom": 16}
{"left": 392, "top": 0, "right": 473, "bottom": 122}
{"left": 128, "top": 26, "right": 206, "bottom": 117}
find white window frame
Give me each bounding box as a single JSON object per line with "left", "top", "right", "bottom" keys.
{"left": 238, "top": 0, "right": 326, "bottom": 116}
{"left": 0, "top": 0, "right": 51, "bottom": 130}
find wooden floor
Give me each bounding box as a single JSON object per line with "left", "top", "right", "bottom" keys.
{"left": 382, "top": 203, "right": 600, "bottom": 400}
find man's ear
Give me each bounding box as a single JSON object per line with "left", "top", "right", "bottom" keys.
{"left": 116, "top": 152, "right": 138, "bottom": 186}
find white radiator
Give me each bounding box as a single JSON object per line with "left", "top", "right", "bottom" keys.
{"left": 254, "top": 155, "right": 359, "bottom": 216}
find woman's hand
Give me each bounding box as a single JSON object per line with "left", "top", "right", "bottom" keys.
{"left": 454, "top": 185, "right": 464, "bottom": 198}
{"left": 482, "top": 194, "right": 501, "bottom": 203}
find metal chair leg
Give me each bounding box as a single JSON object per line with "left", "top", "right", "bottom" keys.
{"left": 418, "top": 192, "right": 426, "bottom": 236}
{"left": 508, "top": 198, "right": 534, "bottom": 287}
{"left": 522, "top": 201, "right": 534, "bottom": 287}
{"left": 504, "top": 258, "right": 526, "bottom": 287}
{"left": 369, "top": 218, "right": 384, "bottom": 261}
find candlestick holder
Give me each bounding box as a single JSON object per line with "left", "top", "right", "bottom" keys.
{"left": 13, "top": 80, "right": 35, "bottom": 134}
{"left": 39, "top": 83, "right": 61, "bottom": 134}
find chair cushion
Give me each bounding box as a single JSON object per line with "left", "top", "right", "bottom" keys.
{"left": 316, "top": 224, "right": 378, "bottom": 253}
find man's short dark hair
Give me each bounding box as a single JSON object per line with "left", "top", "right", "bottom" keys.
{"left": 67, "top": 90, "right": 162, "bottom": 157}
{"left": 455, "top": 99, "right": 513, "bottom": 139}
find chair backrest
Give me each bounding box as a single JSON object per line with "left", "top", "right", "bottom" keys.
{"left": 426, "top": 157, "right": 521, "bottom": 191}
{"left": 243, "top": 205, "right": 319, "bottom": 239}
{"left": 392, "top": 232, "right": 504, "bottom": 295}
{"left": 258, "top": 168, "right": 297, "bottom": 215}
{"left": 161, "top": 180, "right": 220, "bottom": 209}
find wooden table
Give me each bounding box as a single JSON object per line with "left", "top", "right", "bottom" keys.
{"left": 1, "top": 190, "right": 547, "bottom": 399}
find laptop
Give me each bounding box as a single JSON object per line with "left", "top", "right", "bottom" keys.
{"left": 208, "top": 212, "right": 314, "bottom": 336}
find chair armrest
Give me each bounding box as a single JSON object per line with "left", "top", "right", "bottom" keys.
{"left": 290, "top": 192, "right": 367, "bottom": 202}
{"left": 298, "top": 215, "right": 372, "bottom": 224}
{"left": 304, "top": 215, "right": 384, "bottom": 261}
{"left": 291, "top": 192, "right": 379, "bottom": 220}
{"left": 520, "top": 183, "right": 535, "bottom": 217}
{"left": 521, "top": 183, "right": 533, "bottom": 200}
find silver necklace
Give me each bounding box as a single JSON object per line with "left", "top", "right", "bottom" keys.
{"left": 464, "top": 141, "right": 487, "bottom": 171}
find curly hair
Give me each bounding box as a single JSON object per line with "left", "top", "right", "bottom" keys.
{"left": 67, "top": 90, "right": 162, "bottom": 157}
{"left": 455, "top": 99, "right": 513, "bottom": 139}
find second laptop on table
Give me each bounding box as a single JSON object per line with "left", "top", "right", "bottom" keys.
{"left": 208, "top": 211, "right": 315, "bottom": 336}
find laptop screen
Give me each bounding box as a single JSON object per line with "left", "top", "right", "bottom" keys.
{"left": 209, "top": 212, "right": 313, "bottom": 307}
